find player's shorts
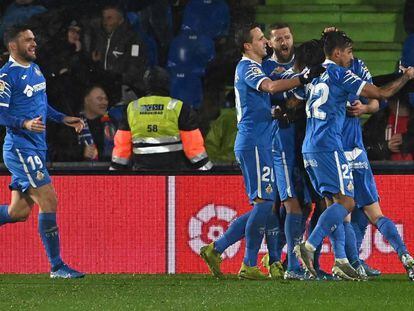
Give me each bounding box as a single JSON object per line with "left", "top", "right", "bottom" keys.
{"left": 303, "top": 151, "right": 354, "bottom": 199}
{"left": 235, "top": 147, "right": 276, "bottom": 203}
{"left": 344, "top": 148, "right": 379, "bottom": 208}
{"left": 3, "top": 147, "right": 51, "bottom": 192}
{"left": 273, "top": 149, "right": 311, "bottom": 204}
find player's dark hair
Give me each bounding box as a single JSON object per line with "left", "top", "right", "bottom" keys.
{"left": 295, "top": 39, "right": 325, "bottom": 71}
{"left": 268, "top": 22, "right": 291, "bottom": 35}
{"left": 3, "top": 24, "right": 31, "bottom": 48}
{"left": 235, "top": 23, "right": 261, "bottom": 54}
{"left": 323, "top": 31, "right": 353, "bottom": 56}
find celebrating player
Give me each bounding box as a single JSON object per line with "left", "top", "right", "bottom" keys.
{"left": 200, "top": 23, "right": 324, "bottom": 280}
{"left": 0, "top": 25, "right": 85, "bottom": 278}
{"left": 295, "top": 31, "right": 414, "bottom": 280}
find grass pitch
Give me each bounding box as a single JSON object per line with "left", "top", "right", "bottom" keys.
{"left": 0, "top": 274, "right": 412, "bottom": 310}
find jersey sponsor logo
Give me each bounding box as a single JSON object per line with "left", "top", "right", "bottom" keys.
{"left": 21, "top": 75, "right": 27, "bottom": 80}
{"left": 139, "top": 104, "right": 164, "bottom": 115}
{"left": 349, "top": 161, "right": 369, "bottom": 170}
{"left": 188, "top": 204, "right": 240, "bottom": 259}
{"left": 23, "top": 82, "right": 46, "bottom": 97}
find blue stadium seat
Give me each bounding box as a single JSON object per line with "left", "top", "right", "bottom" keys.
{"left": 169, "top": 69, "right": 204, "bottom": 109}
{"left": 401, "top": 33, "right": 414, "bottom": 67}
{"left": 167, "top": 29, "right": 215, "bottom": 72}
{"left": 181, "top": 0, "right": 230, "bottom": 39}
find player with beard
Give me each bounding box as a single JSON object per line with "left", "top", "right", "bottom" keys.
{"left": 0, "top": 25, "right": 85, "bottom": 278}
{"left": 200, "top": 23, "right": 324, "bottom": 280}
{"left": 261, "top": 23, "right": 314, "bottom": 280}
{"left": 263, "top": 23, "right": 295, "bottom": 75}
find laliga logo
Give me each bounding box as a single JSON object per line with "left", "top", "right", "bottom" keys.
{"left": 188, "top": 204, "right": 240, "bottom": 259}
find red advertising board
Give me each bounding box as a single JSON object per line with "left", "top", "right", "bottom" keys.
{"left": 0, "top": 174, "right": 412, "bottom": 274}
{"left": 0, "top": 176, "right": 166, "bottom": 273}
{"left": 175, "top": 175, "right": 414, "bottom": 274}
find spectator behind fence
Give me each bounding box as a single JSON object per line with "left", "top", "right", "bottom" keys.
{"left": 90, "top": 4, "right": 148, "bottom": 100}
{"left": 110, "top": 66, "right": 213, "bottom": 171}
{"left": 204, "top": 90, "right": 237, "bottom": 165}
{"left": 0, "top": 0, "right": 47, "bottom": 46}
{"left": 47, "top": 85, "right": 117, "bottom": 162}
{"left": 363, "top": 76, "right": 414, "bottom": 161}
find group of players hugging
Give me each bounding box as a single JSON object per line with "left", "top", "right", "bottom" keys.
{"left": 200, "top": 23, "right": 414, "bottom": 281}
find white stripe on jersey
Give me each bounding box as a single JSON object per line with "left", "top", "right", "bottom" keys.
{"left": 356, "top": 81, "right": 367, "bottom": 96}
{"left": 343, "top": 70, "right": 361, "bottom": 84}
{"left": 15, "top": 148, "right": 37, "bottom": 188}
{"left": 255, "top": 146, "right": 262, "bottom": 198}
{"left": 334, "top": 151, "right": 345, "bottom": 195}
{"left": 0, "top": 103, "right": 9, "bottom": 107}
{"left": 281, "top": 152, "right": 292, "bottom": 197}
{"left": 255, "top": 77, "right": 268, "bottom": 91}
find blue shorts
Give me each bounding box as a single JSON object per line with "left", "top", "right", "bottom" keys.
{"left": 3, "top": 148, "right": 51, "bottom": 192}
{"left": 273, "top": 150, "right": 311, "bottom": 204}
{"left": 345, "top": 148, "right": 379, "bottom": 208}
{"left": 303, "top": 151, "right": 354, "bottom": 199}
{"left": 235, "top": 147, "right": 276, "bottom": 203}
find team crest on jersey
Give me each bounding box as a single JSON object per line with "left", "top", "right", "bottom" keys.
{"left": 36, "top": 171, "right": 45, "bottom": 181}
{"left": 34, "top": 67, "right": 42, "bottom": 76}
{"left": 265, "top": 184, "right": 273, "bottom": 194}
{"left": 0, "top": 80, "right": 4, "bottom": 93}
{"left": 347, "top": 181, "right": 354, "bottom": 191}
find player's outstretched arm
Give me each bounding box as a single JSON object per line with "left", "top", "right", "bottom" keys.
{"left": 260, "top": 64, "right": 326, "bottom": 94}
{"left": 260, "top": 77, "right": 301, "bottom": 94}
{"left": 360, "top": 67, "right": 414, "bottom": 100}
{"left": 63, "top": 116, "right": 84, "bottom": 133}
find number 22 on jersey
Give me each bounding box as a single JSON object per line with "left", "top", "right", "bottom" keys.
{"left": 305, "top": 82, "right": 329, "bottom": 120}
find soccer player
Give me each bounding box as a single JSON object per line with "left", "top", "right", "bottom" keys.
{"left": 262, "top": 23, "right": 295, "bottom": 75}
{"left": 0, "top": 25, "right": 85, "bottom": 278}
{"left": 263, "top": 38, "right": 324, "bottom": 280}
{"left": 295, "top": 31, "right": 414, "bottom": 280}
{"left": 200, "top": 23, "right": 323, "bottom": 280}
{"left": 343, "top": 59, "right": 414, "bottom": 280}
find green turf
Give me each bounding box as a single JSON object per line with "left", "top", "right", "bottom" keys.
{"left": 0, "top": 274, "right": 412, "bottom": 310}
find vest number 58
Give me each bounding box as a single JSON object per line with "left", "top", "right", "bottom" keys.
{"left": 147, "top": 124, "right": 158, "bottom": 132}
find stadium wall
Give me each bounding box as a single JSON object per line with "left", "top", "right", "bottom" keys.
{"left": 0, "top": 174, "right": 412, "bottom": 274}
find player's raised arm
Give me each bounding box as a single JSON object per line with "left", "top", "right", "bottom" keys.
{"left": 259, "top": 65, "right": 325, "bottom": 94}
{"left": 360, "top": 68, "right": 414, "bottom": 100}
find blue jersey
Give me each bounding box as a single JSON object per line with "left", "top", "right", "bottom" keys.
{"left": 0, "top": 57, "right": 65, "bottom": 151}
{"left": 262, "top": 55, "right": 295, "bottom": 80}
{"left": 234, "top": 57, "right": 272, "bottom": 150}
{"left": 302, "top": 60, "right": 366, "bottom": 153}
{"left": 342, "top": 58, "right": 372, "bottom": 150}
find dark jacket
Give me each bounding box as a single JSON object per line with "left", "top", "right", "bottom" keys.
{"left": 91, "top": 21, "right": 148, "bottom": 97}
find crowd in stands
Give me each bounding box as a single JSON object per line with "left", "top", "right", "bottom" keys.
{"left": 0, "top": 0, "right": 413, "bottom": 169}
